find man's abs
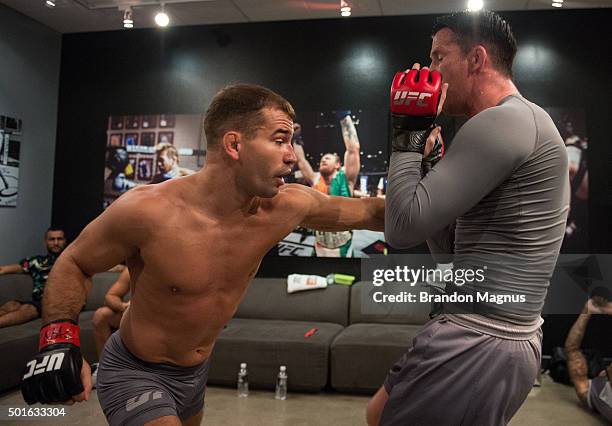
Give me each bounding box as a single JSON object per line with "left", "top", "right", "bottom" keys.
{"left": 117, "top": 290, "right": 243, "bottom": 367}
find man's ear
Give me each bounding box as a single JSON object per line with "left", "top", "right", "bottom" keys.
{"left": 222, "top": 132, "right": 241, "bottom": 160}
{"left": 468, "top": 45, "right": 487, "bottom": 73}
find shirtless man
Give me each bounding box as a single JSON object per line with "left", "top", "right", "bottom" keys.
{"left": 21, "top": 84, "right": 384, "bottom": 426}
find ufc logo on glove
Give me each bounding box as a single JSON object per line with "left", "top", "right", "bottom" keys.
{"left": 23, "top": 353, "right": 65, "bottom": 379}
{"left": 392, "top": 91, "right": 432, "bottom": 107}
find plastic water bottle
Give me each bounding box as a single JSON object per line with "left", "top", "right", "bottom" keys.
{"left": 275, "top": 365, "right": 288, "bottom": 400}
{"left": 237, "top": 363, "right": 249, "bottom": 397}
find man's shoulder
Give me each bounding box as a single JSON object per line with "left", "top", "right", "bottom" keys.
{"left": 458, "top": 96, "right": 538, "bottom": 158}
{"left": 106, "top": 183, "right": 178, "bottom": 221}
{"left": 273, "top": 184, "right": 321, "bottom": 209}
{"left": 473, "top": 95, "right": 533, "bottom": 124}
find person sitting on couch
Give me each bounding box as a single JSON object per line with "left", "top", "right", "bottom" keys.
{"left": 93, "top": 268, "right": 131, "bottom": 357}
{"left": 0, "top": 227, "right": 66, "bottom": 327}
{"left": 565, "top": 291, "right": 612, "bottom": 423}
{"left": 91, "top": 268, "right": 131, "bottom": 388}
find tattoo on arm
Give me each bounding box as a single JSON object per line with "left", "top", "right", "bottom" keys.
{"left": 340, "top": 117, "right": 360, "bottom": 149}
{"left": 565, "top": 312, "right": 590, "bottom": 352}
{"left": 565, "top": 311, "right": 591, "bottom": 406}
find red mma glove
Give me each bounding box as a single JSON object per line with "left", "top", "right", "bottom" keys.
{"left": 390, "top": 68, "right": 442, "bottom": 153}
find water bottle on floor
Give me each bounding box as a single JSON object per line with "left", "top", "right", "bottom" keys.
{"left": 275, "top": 365, "right": 288, "bottom": 400}
{"left": 237, "top": 362, "right": 249, "bottom": 397}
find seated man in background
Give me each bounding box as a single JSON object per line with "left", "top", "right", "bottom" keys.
{"left": 565, "top": 291, "right": 612, "bottom": 423}
{"left": 93, "top": 268, "right": 130, "bottom": 357}
{"left": 0, "top": 227, "right": 66, "bottom": 328}
{"left": 91, "top": 268, "right": 131, "bottom": 387}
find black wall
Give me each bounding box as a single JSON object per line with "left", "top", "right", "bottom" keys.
{"left": 53, "top": 9, "right": 612, "bottom": 355}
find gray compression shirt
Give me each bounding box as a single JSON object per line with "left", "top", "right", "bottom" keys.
{"left": 385, "top": 94, "right": 570, "bottom": 332}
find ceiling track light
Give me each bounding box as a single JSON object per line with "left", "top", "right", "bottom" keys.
{"left": 340, "top": 0, "right": 351, "bottom": 17}
{"left": 155, "top": 3, "right": 170, "bottom": 27}
{"left": 123, "top": 7, "right": 134, "bottom": 29}
{"left": 45, "top": 0, "right": 56, "bottom": 8}
{"left": 552, "top": 0, "right": 563, "bottom": 7}
{"left": 467, "top": 0, "right": 484, "bottom": 12}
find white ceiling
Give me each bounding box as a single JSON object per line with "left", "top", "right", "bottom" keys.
{"left": 1, "top": 0, "right": 611, "bottom": 34}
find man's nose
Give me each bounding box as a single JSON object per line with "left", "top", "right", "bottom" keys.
{"left": 285, "top": 145, "right": 297, "bottom": 165}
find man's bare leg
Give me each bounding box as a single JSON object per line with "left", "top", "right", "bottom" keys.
{"left": 144, "top": 416, "right": 181, "bottom": 426}
{"left": 366, "top": 385, "right": 389, "bottom": 426}
{"left": 0, "top": 304, "right": 38, "bottom": 328}
{"left": 92, "top": 306, "right": 122, "bottom": 356}
{"left": 182, "top": 409, "right": 203, "bottom": 426}
{"left": 0, "top": 300, "right": 22, "bottom": 316}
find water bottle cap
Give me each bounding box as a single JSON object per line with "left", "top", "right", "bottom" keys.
{"left": 240, "top": 363, "right": 247, "bottom": 368}
{"left": 280, "top": 365, "right": 286, "bottom": 371}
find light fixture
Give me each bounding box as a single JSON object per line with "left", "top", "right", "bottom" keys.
{"left": 123, "top": 7, "right": 134, "bottom": 29}
{"left": 552, "top": 0, "right": 563, "bottom": 7}
{"left": 467, "top": 0, "right": 484, "bottom": 12}
{"left": 155, "top": 4, "right": 170, "bottom": 27}
{"left": 340, "top": 0, "right": 351, "bottom": 17}
{"left": 45, "top": 0, "right": 55, "bottom": 8}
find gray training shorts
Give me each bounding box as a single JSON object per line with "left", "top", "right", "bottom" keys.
{"left": 381, "top": 315, "right": 542, "bottom": 426}
{"left": 97, "top": 331, "right": 210, "bottom": 426}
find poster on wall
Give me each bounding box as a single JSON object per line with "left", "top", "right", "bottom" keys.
{"left": 545, "top": 107, "right": 589, "bottom": 252}
{"left": 103, "top": 114, "right": 206, "bottom": 208}
{"left": 0, "top": 115, "right": 22, "bottom": 207}
{"left": 274, "top": 109, "right": 389, "bottom": 258}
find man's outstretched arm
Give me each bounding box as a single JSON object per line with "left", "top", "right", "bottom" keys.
{"left": 0, "top": 263, "right": 23, "bottom": 275}
{"left": 288, "top": 184, "right": 383, "bottom": 232}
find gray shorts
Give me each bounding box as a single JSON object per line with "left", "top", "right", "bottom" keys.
{"left": 97, "top": 331, "right": 210, "bottom": 426}
{"left": 588, "top": 376, "right": 612, "bottom": 422}
{"left": 381, "top": 315, "right": 542, "bottom": 426}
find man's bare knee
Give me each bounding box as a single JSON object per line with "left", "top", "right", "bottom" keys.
{"left": 0, "top": 304, "right": 38, "bottom": 328}
{"left": 0, "top": 300, "right": 22, "bottom": 312}
{"left": 366, "top": 386, "right": 389, "bottom": 426}
{"left": 20, "top": 304, "right": 38, "bottom": 319}
{"left": 93, "top": 307, "right": 114, "bottom": 327}
{"left": 182, "top": 409, "right": 203, "bottom": 426}
{"left": 144, "top": 415, "right": 182, "bottom": 426}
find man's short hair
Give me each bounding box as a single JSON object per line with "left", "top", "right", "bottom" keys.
{"left": 203, "top": 84, "right": 296, "bottom": 149}
{"left": 155, "top": 142, "right": 179, "bottom": 162}
{"left": 432, "top": 10, "right": 517, "bottom": 77}
{"left": 323, "top": 153, "right": 341, "bottom": 164}
{"left": 45, "top": 227, "right": 65, "bottom": 238}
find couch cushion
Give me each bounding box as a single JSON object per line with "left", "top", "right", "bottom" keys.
{"left": 77, "top": 310, "right": 99, "bottom": 363}
{"left": 85, "top": 272, "right": 122, "bottom": 311}
{"left": 349, "top": 281, "right": 431, "bottom": 325}
{"left": 208, "top": 318, "right": 343, "bottom": 392}
{"left": 0, "top": 319, "right": 43, "bottom": 393}
{"left": 234, "top": 278, "right": 350, "bottom": 326}
{"left": 330, "top": 323, "right": 425, "bottom": 392}
{"left": 0, "top": 274, "right": 35, "bottom": 303}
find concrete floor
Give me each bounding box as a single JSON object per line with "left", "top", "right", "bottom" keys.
{"left": 0, "top": 375, "right": 607, "bottom": 425}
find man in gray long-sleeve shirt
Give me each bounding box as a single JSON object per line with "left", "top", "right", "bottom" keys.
{"left": 366, "top": 10, "right": 569, "bottom": 426}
